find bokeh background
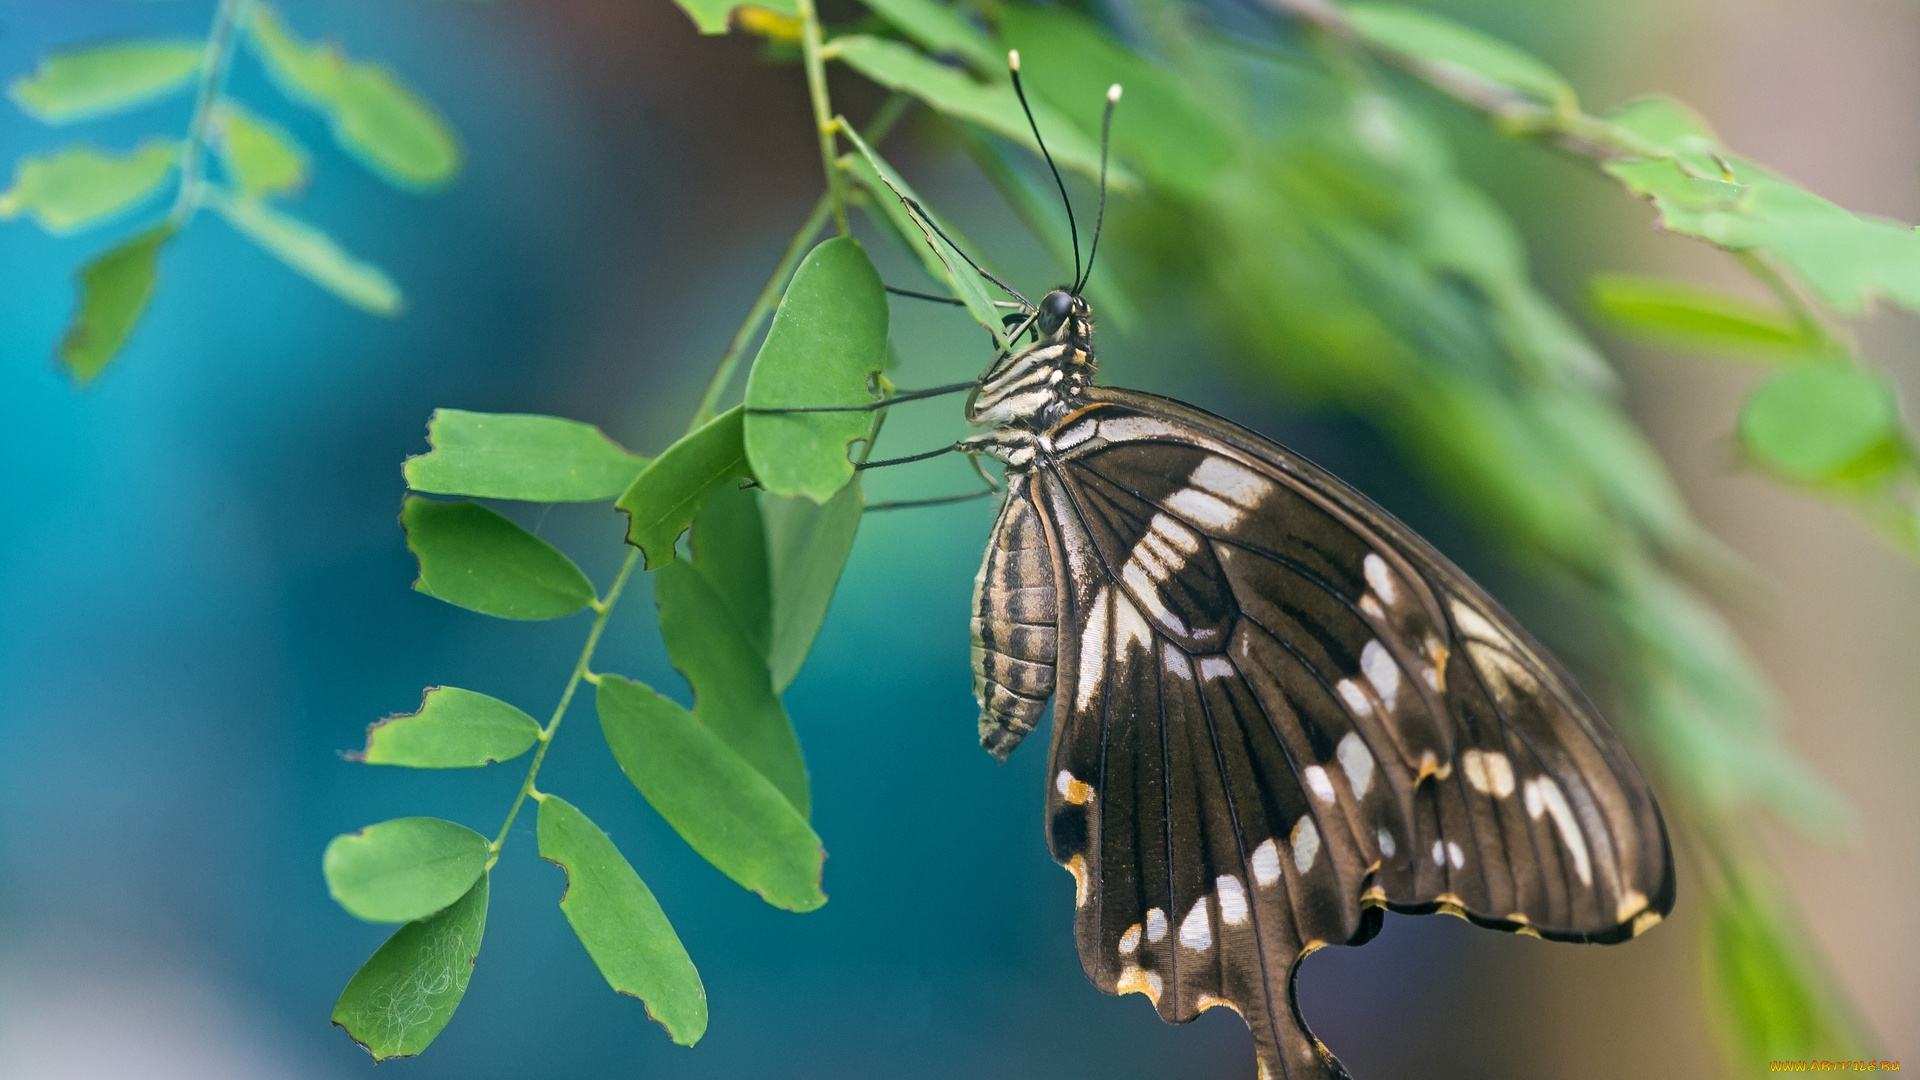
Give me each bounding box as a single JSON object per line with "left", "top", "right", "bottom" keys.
{"left": 2, "top": 1, "right": 1915, "bottom": 1078}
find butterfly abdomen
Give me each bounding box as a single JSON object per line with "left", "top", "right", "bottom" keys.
{"left": 972, "top": 478, "right": 1059, "bottom": 761}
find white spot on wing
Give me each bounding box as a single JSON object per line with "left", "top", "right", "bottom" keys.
{"left": 1179, "top": 898, "right": 1212, "bottom": 951}
{"left": 1450, "top": 600, "right": 1504, "bottom": 644}
{"left": 1251, "top": 839, "right": 1281, "bottom": 886}
{"left": 1166, "top": 486, "right": 1243, "bottom": 530}
{"left": 1076, "top": 587, "right": 1110, "bottom": 712}
{"left": 1447, "top": 841, "right": 1465, "bottom": 869}
{"left": 1122, "top": 561, "right": 1190, "bottom": 636}
{"left": 1337, "top": 732, "right": 1374, "bottom": 799}
{"left": 1463, "top": 749, "right": 1490, "bottom": 794}
{"left": 1535, "top": 776, "right": 1593, "bottom": 886}
{"left": 1304, "top": 765, "right": 1337, "bottom": 804}
{"left": 1217, "top": 875, "right": 1248, "bottom": 925}
{"left": 1361, "top": 639, "right": 1400, "bottom": 710}
{"left": 1198, "top": 655, "right": 1237, "bottom": 681}
{"left": 1291, "top": 816, "right": 1320, "bottom": 874}
{"left": 1524, "top": 778, "right": 1545, "bottom": 819}
{"left": 1376, "top": 828, "right": 1396, "bottom": 857}
{"left": 1432, "top": 840, "right": 1446, "bottom": 866}
{"left": 1146, "top": 907, "right": 1168, "bottom": 943}
{"left": 1113, "top": 593, "right": 1153, "bottom": 656}
{"left": 1336, "top": 678, "right": 1373, "bottom": 716}
{"left": 1363, "top": 553, "right": 1397, "bottom": 605}
{"left": 1485, "top": 752, "right": 1515, "bottom": 797}
{"left": 1188, "top": 456, "right": 1272, "bottom": 510}
{"left": 1118, "top": 923, "right": 1141, "bottom": 955}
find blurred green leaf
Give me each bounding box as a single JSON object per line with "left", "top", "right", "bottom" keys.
{"left": 536, "top": 795, "right": 708, "bottom": 1045}
{"left": 839, "top": 125, "right": 1006, "bottom": 347}
{"left": 210, "top": 193, "right": 401, "bottom": 314}
{"left": 1708, "top": 881, "right": 1857, "bottom": 1066}
{"left": 405, "top": 410, "right": 650, "bottom": 503}
{"left": 247, "top": 4, "right": 460, "bottom": 190}
{"left": 743, "top": 236, "right": 888, "bottom": 502}
{"left": 354, "top": 686, "right": 541, "bottom": 768}
{"left": 996, "top": 4, "right": 1233, "bottom": 200}
{"left": 830, "top": 35, "right": 1116, "bottom": 183}
{"left": 1589, "top": 274, "right": 1822, "bottom": 359}
{"left": 596, "top": 675, "right": 826, "bottom": 911}
{"left": 764, "top": 477, "right": 862, "bottom": 692}
{"left": 210, "top": 99, "right": 309, "bottom": 197}
{"left": 671, "top": 0, "right": 797, "bottom": 35}
{"left": 402, "top": 497, "right": 597, "bottom": 620}
{"left": 58, "top": 222, "right": 175, "bottom": 383}
{"left": 1739, "top": 365, "right": 1907, "bottom": 485}
{"left": 616, "top": 406, "right": 752, "bottom": 569}
{"left": 324, "top": 817, "right": 490, "bottom": 923}
{"left": 0, "top": 140, "right": 177, "bottom": 234}
{"left": 332, "top": 872, "right": 487, "bottom": 1061}
{"left": 1345, "top": 4, "right": 1576, "bottom": 115}
{"left": 8, "top": 39, "right": 202, "bottom": 124}
{"left": 856, "top": 0, "right": 998, "bottom": 71}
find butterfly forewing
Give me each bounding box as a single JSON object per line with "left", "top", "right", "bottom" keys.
{"left": 974, "top": 387, "right": 1673, "bottom": 1080}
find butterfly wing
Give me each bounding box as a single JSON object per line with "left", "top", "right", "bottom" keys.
{"left": 1013, "top": 387, "right": 1673, "bottom": 1080}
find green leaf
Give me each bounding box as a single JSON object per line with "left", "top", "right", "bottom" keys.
{"left": 1345, "top": 4, "right": 1577, "bottom": 115}
{"left": 670, "top": 0, "right": 797, "bottom": 35}
{"left": 536, "top": 795, "right": 708, "bottom": 1045}
{"left": 1739, "top": 365, "right": 1908, "bottom": 485}
{"left": 210, "top": 193, "right": 401, "bottom": 314}
{"left": 1588, "top": 274, "right": 1822, "bottom": 358}
{"left": 247, "top": 4, "right": 460, "bottom": 190}
{"left": 688, "top": 483, "right": 773, "bottom": 659}
{"left": 402, "top": 497, "right": 597, "bottom": 620}
{"left": 743, "top": 236, "right": 889, "bottom": 502}
{"left": 855, "top": 0, "right": 998, "bottom": 71}
{"left": 8, "top": 39, "right": 202, "bottom": 124}
{"left": 764, "top": 477, "right": 862, "bottom": 692}
{"left": 0, "top": 140, "right": 177, "bottom": 234}
{"left": 995, "top": 4, "right": 1235, "bottom": 200}
{"left": 616, "top": 406, "right": 752, "bottom": 569}
{"left": 58, "top": 222, "right": 175, "bottom": 383}
{"left": 597, "top": 675, "right": 826, "bottom": 911}
{"left": 830, "top": 35, "right": 1116, "bottom": 183}
{"left": 210, "top": 99, "right": 309, "bottom": 197}
{"left": 323, "top": 817, "right": 490, "bottom": 923}
{"left": 1707, "top": 883, "right": 1856, "bottom": 1064}
{"left": 405, "top": 410, "right": 650, "bottom": 503}
{"left": 839, "top": 125, "right": 1006, "bottom": 347}
{"left": 353, "top": 686, "right": 541, "bottom": 768}
{"left": 332, "top": 871, "right": 487, "bottom": 1061}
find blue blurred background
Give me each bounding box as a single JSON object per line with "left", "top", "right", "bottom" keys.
{"left": 3, "top": 2, "right": 1914, "bottom": 1078}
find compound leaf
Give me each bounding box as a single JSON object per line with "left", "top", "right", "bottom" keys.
{"left": 324, "top": 817, "right": 490, "bottom": 923}
{"left": 58, "top": 222, "right": 175, "bottom": 383}
{"left": 211, "top": 193, "right": 401, "bottom": 314}
{"left": 1587, "top": 274, "right": 1822, "bottom": 358}
{"left": 402, "top": 497, "right": 597, "bottom": 620}
{"left": 0, "top": 140, "right": 177, "bottom": 235}
{"left": 406, "top": 410, "right": 649, "bottom": 503}
{"left": 354, "top": 686, "right": 541, "bottom": 768}
{"left": 332, "top": 872, "right": 488, "bottom": 1060}
{"left": 8, "top": 39, "right": 202, "bottom": 124}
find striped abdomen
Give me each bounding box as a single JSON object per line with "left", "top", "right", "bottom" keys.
{"left": 972, "top": 481, "right": 1059, "bottom": 761}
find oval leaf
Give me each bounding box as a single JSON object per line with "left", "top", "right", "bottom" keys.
{"left": 764, "top": 477, "right": 862, "bottom": 692}
{"left": 332, "top": 871, "right": 488, "bottom": 1060}
{"left": 354, "top": 686, "right": 541, "bottom": 768}
{"left": 1346, "top": 4, "right": 1576, "bottom": 114}
{"left": 596, "top": 675, "right": 826, "bottom": 911}
{"left": 0, "top": 140, "right": 177, "bottom": 235}
{"left": 744, "top": 236, "right": 888, "bottom": 502}
{"left": 210, "top": 193, "right": 401, "bottom": 314}
{"left": 671, "top": 0, "right": 797, "bottom": 35}
{"left": 1739, "top": 365, "right": 1907, "bottom": 484}
{"left": 536, "top": 795, "right": 708, "bottom": 1045}
{"left": 1588, "top": 274, "right": 1820, "bottom": 358}
{"left": 402, "top": 497, "right": 597, "bottom": 620}
{"left": 8, "top": 39, "right": 202, "bottom": 124}
{"left": 247, "top": 5, "right": 460, "bottom": 190}
{"left": 405, "top": 410, "right": 650, "bottom": 503}
{"left": 616, "top": 406, "right": 751, "bottom": 569}
{"left": 58, "top": 222, "right": 175, "bottom": 383}
{"left": 856, "top": 0, "right": 998, "bottom": 71}
{"left": 324, "top": 816, "right": 490, "bottom": 923}
{"left": 210, "top": 100, "right": 309, "bottom": 197}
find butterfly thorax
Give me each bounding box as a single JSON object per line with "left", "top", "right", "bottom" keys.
{"left": 965, "top": 290, "right": 1095, "bottom": 439}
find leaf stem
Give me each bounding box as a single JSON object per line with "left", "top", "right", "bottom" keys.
{"left": 487, "top": 545, "right": 641, "bottom": 864}
{"left": 1733, "top": 249, "right": 1838, "bottom": 353}
{"left": 797, "top": 0, "right": 850, "bottom": 236}
{"left": 171, "top": 0, "right": 252, "bottom": 224}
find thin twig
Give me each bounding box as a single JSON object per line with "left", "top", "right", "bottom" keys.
{"left": 170, "top": 0, "right": 252, "bottom": 223}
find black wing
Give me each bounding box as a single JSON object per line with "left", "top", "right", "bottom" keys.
{"left": 1013, "top": 388, "right": 1673, "bottom": 1080}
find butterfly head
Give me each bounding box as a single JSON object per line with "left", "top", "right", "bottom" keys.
{"left": 1037, "top": 288, "right": 1086, "bottom": 340}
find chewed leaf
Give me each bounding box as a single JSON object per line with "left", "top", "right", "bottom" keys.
{"left": 596, "top": 675, "right": 826, "bottom": 911}
{"left": 855, "top": 0, "right": 998, "bottom": 71}
{"left": 58, "top": 222, "right": 176, "bottom": 383}
{"left": 8, "top": 39, "right": 202, "bottom": 124}
{"left": 671, "top": 0, "right": 798, "bottom": 35}
{"left": 1587, "top": 274, "right": 1822, "bottom": 359}
{"left": 743, "top": 236, "right": 888, "bottom": 502}
{"left": 616, "top": 406, "right": 752, "bottom": 569}
{"left": 324, "top": 817, "right": 490, "bottom": 923}
{"left": 211, "top": 194, "right": 401, "bottom": 314}
{"left": 210, "top": 100, "right": 309, "bottom": 197}
{"left": 537, "top": 796, "right": 708, "bottom": 1045}
{"left": 356, "top": 686, "right": 541, "bottom": 768}
{"left": 332, "top": 872, "right": 487, "bottom": 1060}
{"left": 405, "top": 410, "right": 649, "bottom": 503}
{"left": 402, "top": 497, "right": 597, "bottom": 620}
{"left": 1346, "top": 4, "right": 1576, "bottom": 114}
{"left": 0, "top": 140, "right": 177, "bottom": 235}
{"left": 1739, "top": 365, "right": 1909, "bottom": 486}
{"left": 763, "top": 477, "right": 862, "bottom": 692}
{"left": 247, "top": 4, "right": 460, "bottom": 190}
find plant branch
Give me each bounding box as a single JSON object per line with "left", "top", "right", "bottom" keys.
{"left": 798, "top": 0, "right": 850, "bottom": 236}
{"left": 170, "top": 0, "right": 251, "bottom": 223}
{"left": 1733, "top": 249, "right": 1838, "bottom": 351}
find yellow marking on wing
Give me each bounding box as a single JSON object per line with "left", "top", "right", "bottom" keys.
{"left": 1632, "top": 910, "right": 1664, "bottom": 937}
{"left": 1065, "top": 855, "right": 1089, "bottom": 907}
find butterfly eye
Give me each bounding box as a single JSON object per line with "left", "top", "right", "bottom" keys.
{"left": 1038, "top": 290, "right": 1075, "bottom": 334}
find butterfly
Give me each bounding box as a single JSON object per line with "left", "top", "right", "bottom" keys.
{"left": 881, "top": 56, "right": 1675, "bottom": 1080}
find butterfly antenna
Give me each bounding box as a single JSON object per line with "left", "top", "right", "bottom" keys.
{"left": 1007, "top": 50, "right": 1080, "bottom": 289}
{"left": 899, "top": 195, "right": 1033, "bottom": 309}
{"left": 1076, "top": 84, "right": 1120, "bottom": 295}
